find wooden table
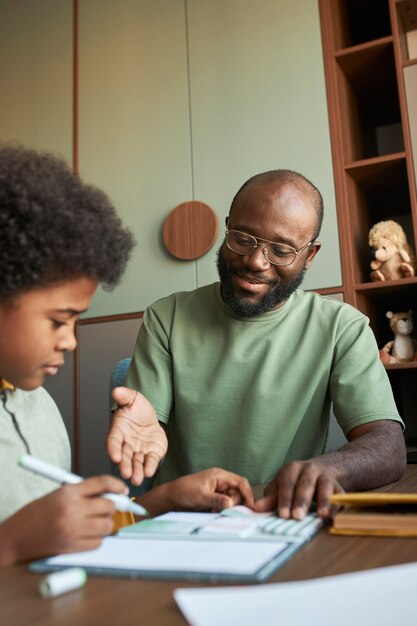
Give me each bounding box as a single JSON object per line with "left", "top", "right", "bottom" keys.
{"left": 4, "top": 466, "right": 417, "bottom": 626}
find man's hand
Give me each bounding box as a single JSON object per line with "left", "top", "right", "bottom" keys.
{"left": 107, "top": 386, "right": 168, "bottom": 486}
{"left": 254, "top": 459, "right": 344, "bottom": 520}
{"left": 254, "top": 421, "right": 406, "bottom": 520}
{"left": 139, "top": 468, "right": 255, "bottom": 516}
{"left": 0, "top": 475, "right": 127, "bottom": 566}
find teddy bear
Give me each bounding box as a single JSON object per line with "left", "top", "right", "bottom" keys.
{"left": 379, "top": 310, "right": 417, "bottom": 364}
{"left": 368, "top": 219, "right": 417, "bottom": 281}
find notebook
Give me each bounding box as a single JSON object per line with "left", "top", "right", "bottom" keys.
{"left": 29, "top": 507, "right": 324, "bottom": 583}
{"left": 329, "top": 492, "right": 417, "bottom": 537}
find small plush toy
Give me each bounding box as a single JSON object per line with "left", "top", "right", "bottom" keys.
{"left": 379, "top": 310, "right": 417, "bottom": 364}
{"left": 368, "top": 219, "right": 417, "bottom": 281}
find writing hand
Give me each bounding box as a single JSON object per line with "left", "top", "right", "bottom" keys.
{"left": 107, "top": 386, "right": 168, "bottom": 486}
{"left": 0, "top": 475, "right": 127, "bottom": 565}
{"left": 254, "top": 459, "right": 344, "bottom": 519}
{"left": 139, "top": 468, "right": 255, "bottom": 516}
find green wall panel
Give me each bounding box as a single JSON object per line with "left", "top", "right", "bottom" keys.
{"left": 78, "top": 0, "right": 196, "bottom": 317}
{"left": 0, "top": 0, "right": 72, "bottom": 159}
{"left": 188, "top": 0, "right": 341, "bottom": 290}
{"left": 0, "top": 0, "right": 341, "bottom": 319}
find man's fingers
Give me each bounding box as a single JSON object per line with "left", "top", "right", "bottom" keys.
{"left": 290, "top": 465, "right": 319, "bottom": 519}
{"left": 142, "top": 451, "right": 162, "bottom": 479}
{"left": 130, "top": 451, "right": 162, "bottom": 486}
{"left": 275, "top": 464, "right": 302, "bottom": 519}
{"left": 130, "top": 452, "right": 145, "bottom": 486}
{"left": 106, "top": 428, "right": 124, "bottom": 463}
{"left": 111, "top": 386, "right": 137, "bottom": 408}
{"left": 315, "top": 476, "right": 344, "bottom": 518}
{"left": 116, "top": 441, "right": 136, "bottom": 480}
{"left": 112, "top": 388, "right": 158, "bottom": 425}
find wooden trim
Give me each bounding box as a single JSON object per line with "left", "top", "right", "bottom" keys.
{"left": 318, "top": 1, "right": 353, "bottom": 303}
{"left": 72, "top": 0, "right": 79, "bottom": 471}
{"left": 386, "top": 361, "right": 417, "bottom": 370}
{"left": 72, "top": 0, "right": 78, "bottom": 175}
{"left": 310, "top": 286, "right": 345, "bottom": 296}
{"left": 73, "top": 323, "right": 79, "bottom": 473}
{"left": 389, "top": 0, "right": 417, "bottom": 247}
{"left": 77, "top": 311, "right": 143, "bottom": 325}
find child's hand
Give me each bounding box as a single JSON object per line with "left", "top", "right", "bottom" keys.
{"left": 139, "top": 468, "right": 254, "bottom": 516}
{"left": 0, "top": 474, "right": 127, "bottom": 565}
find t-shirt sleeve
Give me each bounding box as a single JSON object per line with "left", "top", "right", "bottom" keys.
{"left": 125, "top": 303, "right": 173, "bottom": 425}
{"left": 329, "top": 313, "right": 404, "bottom": 435}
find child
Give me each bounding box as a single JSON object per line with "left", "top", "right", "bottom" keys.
{"left": 0, "top": 144, "right": 253, "bottom": 566}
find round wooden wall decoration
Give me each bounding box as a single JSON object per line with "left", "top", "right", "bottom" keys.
{"left": 163, "top": 200, "right": 219, "bottom": 260}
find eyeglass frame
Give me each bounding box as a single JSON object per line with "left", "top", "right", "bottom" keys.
{"left": 225, "top": 226, "right": 314, "bottom": 267}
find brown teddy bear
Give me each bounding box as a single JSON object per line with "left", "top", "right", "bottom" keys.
{"left": 379, "top": 310, "right": 417, "bottom": 364}
{"left": 368, "top": 219, "right": 417, "bottom": 281}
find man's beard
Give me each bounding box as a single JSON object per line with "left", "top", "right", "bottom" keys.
{"left": 216, "top": 245, "right": 305, "bottom": 318}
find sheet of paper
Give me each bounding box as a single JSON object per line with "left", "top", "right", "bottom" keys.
{"left": 157, "top": 512, "right": 217, "bottom": 523}
{"left": 174, "top": 561, "right": 417, "bottom": 626}
{"left": 43, "top": 537, "right": 288, "bottom": 575}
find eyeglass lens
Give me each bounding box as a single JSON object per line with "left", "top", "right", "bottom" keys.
{"left": 226, "top": 230, "right": 296, "bottom": 266}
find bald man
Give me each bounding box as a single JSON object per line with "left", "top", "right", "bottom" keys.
{"left": 109, "top": 169, "right": 406, "bottom": 520}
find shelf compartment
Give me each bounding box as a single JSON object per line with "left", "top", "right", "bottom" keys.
{"left": 354, "top": 278, "right": 417, "bottom": 348}
{"left": 332, "top": 0, "right": 392, "bottom": 50}
{"left": 344, "top": 157, "right": 414, "bottom": 284}
{"left": 387, "top": 367, "right": 417, "bottom": 438}
{"left": 336, "top": 40, "right": 403, "bottom": 162}
{"left": 386, "top": 361, "right": 417, "bottom": 369}
{"left": 396, "top": 0, "right": 417, "bottom": 62}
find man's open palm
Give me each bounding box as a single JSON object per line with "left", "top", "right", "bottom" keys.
{"left": 107, "top": 387, "right": 168, "bottom": 486}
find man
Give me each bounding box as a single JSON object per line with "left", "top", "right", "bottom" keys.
{"left": 0, "top": 144, "right": 253, "bottom": 566}
{"left": 108, "top": 169, "right": 406, "bottom": 520}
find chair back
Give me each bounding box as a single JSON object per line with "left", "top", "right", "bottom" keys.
{"left": 109, "top": 357, "right": 132, "bottom": 402}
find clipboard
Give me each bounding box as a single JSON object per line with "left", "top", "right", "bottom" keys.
{"left": 29, "top": 509, "right": 324, "bottom": 583}
{"left": 29, "top": 536, "right": 312, "bottom": 583}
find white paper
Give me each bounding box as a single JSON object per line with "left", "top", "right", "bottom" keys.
{"left": 174, "top": 561, "right": 417, "bottom": 626}
{"left": 118, "top": 509, "right": 321, "bottom": 542}
{"left": 43, "top": 537, "right": 287, "bottom": 575}
{"left": 156, "top": 512, "right": 217, "bottom": 523}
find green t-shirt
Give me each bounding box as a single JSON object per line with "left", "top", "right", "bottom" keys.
{"left": 126, "top": 284, "right": 403, "bottom": 486}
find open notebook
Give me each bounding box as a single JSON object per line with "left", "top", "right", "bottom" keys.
{"left": 29, "top": 506, "right": 324, "bottom": 583}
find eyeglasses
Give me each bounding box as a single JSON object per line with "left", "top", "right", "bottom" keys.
{"left": 225, "top": 228, "right": 313, "bottom": 267}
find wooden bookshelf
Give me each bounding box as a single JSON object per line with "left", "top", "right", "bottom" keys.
{"left": 318, "top": 0, "right": 417, "bottom": 436}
